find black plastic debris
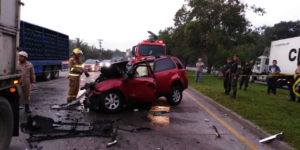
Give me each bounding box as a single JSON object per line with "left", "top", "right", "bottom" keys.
{"left": 149, "top": 111, "right": 170, "bottom": 116}
{"left": 212, "top": 125, "right": 220, "bottom": 138}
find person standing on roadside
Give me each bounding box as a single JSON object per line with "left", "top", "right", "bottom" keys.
{"left": 195, "top": 58, "right": 204, "bottom": 83}
{"left": 288, "top": 61, "right": 300, "bottom": 101}
{"left": 229, "top": 55, "right": 241, "bottom": 99}
{"left": 18, "top": 51, "right": 36, "bottom": 113}
{"left": 239, "top": 61, "right": 252, "bottom": 91}
{"left": 267, "top": 60, "right": 281, "bottom": 97}
{"left": 294, "top": 80, "right": 300, "bottom": 103}
{"left": 66, "top": 48, "right": 84, "bottom": 104}
{"left": 222, "top": 58, "right": 232, "bottom": 95}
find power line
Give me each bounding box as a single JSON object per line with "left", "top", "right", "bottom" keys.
{"left": 97, "top": 39, "right": 104, "bottom": 49}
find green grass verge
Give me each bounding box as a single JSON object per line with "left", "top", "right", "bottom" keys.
{"left": 187, "top": 70, "right": 300, "bottom": 150}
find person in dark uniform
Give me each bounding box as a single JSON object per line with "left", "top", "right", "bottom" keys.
{"left": 229, "top": 55, "right": 241, "bottom": 99}
{"left": 239, "top": 61, "right": 252, "bottom": 91}
{"left": 222, "top": 58, "right": 232, "bottom": 95}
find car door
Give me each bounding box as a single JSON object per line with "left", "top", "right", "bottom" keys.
{"left": 153, "top": 58, "right": 177, "bottom": 94}
{"left": 127, "top": 64, "right": 156, "bottom": 102}
{"left": 173, "top": 58, "right": 188, "bottom": 87}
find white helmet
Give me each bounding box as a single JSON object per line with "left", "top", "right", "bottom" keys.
{"left": 19, "top": 51, "right": 28, "bottom": 58}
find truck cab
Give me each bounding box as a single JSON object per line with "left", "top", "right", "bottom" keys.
{"left": 252, "top": 56, "right": 269, "bottom": 75}
{"left": 131, "top": 40, "right": 166, "bottom": 62}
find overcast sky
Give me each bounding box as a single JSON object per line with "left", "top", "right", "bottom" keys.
{"left": 20, "top": 0, "right": 300, "bottom": 51}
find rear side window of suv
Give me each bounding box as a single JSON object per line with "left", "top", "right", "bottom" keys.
{"left": 154, "top": 58, "right": 176, "bottom": 73}
{"left": 174, "top": 59, "right": 183, "bottom": 69}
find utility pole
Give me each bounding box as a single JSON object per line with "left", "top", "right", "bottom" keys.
{"left": 97, "top": 39, "right": 104, "bottom": 49}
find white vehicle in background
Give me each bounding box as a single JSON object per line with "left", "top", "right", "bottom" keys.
{"left": 251, "top": 36, "right": 300, "bottom": 88}
{"left": 100, "top": 60, "right": 112, "bottom": 67}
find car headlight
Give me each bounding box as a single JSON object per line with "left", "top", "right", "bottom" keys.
{"left": 105, "top": 63, "right": 110, "bottom": 67}
{"left": 82, "top": 64, "right": 84, "bottom": 67}
{"left": 100, "top": 63, "right": 103, "bottom": 66}
{"left": 91, "top": 65, "right": 95, "bottom": 68}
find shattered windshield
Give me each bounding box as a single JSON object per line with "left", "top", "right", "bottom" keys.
{"left": 138, "top": 45, "right": 165, "bottom": 56}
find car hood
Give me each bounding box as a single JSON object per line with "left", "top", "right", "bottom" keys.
{"left": 100, "top": 61, "right": 129, "bottom": 79}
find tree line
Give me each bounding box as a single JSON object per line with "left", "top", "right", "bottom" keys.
{"left": 147, "top": 0, "right": 300, "bottom": 73}
{"left": 69, "top": 38, "right": 128, "bottom": 62}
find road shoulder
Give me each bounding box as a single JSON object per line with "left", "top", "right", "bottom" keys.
{"left": 186, "top": 86, "right": 294, "bottom": 150}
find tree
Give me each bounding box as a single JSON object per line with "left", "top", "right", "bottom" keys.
{"left": 183, "top": 0, "right": 266, "bottom": 73}
{"left": 147, "top": 31, "right": 158, "bottom": 41}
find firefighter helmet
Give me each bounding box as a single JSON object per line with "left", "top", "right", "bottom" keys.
{"left": 73, "top": 48, "right": 83, "bottom": 54}
{"left": 19, "top": 51, "right": 28, "bottom": 58}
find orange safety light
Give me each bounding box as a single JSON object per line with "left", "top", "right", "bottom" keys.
{"left": 10, "top": 87, "right": 16, "bottom": 93}
{"left": 13, "top": 80, "right": 19, "bottom": 85}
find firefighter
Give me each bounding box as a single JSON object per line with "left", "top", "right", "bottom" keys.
{"left": 67, "top": 48, "right": 84, "bottom": 103}
{"left": 288, "top": 61, "right": 300, "bottom": 101}
{"left": 229, "top": 55, "right": 241, "bottom": 99}
{"left": 239, "top": 61, "right": 252, "bottom": 91}
{"left": 222, "top": 58, "right": 232, "bottom": 95}
{"left": 18, "top": 51, "right": 36, "bottom": 113}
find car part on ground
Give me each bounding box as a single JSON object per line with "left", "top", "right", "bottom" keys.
{"left": 212, "top": 125, "right": 220, "bottom": 138}
{"left": 51, "top": 93, "right": 86, "bottom": 110}
{"left": 20, "top": 115, "right": 151, "bottom": 148}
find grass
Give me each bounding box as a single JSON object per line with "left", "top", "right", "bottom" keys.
{"left": 187, "top": 71, "right": 300, "bottom": 150}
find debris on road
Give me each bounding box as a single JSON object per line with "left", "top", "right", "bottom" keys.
{"left": 149, "top": 111, "right": 170, "bottom": 116}
{"left": 259, "top": 132, "right": 283, "bottom": 143}
{"left": 134, "top": 109, "right": 139, "bottom": 112}
{"left": 51, "top": 93, "right": 85, "bottom": 111}
{"left": 205, "top": 119, "right": 210, "bottom": 122}
{"left": 20, "top": 115, "right": 152, "bottom": 148}
{"left": 212, "top": 125, "right": 220, "bottom": 138}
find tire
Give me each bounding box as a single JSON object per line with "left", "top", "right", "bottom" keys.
{"left": 167, "top": 86, "right": 182, "bottom": 106}
{"left": 51, "top": 66, "right": 59, "bottom": 79}
{"left": 99, "top": 91, "right": 124, "bottom": 113}
{"left": 0, "top": 97, "right": 14, "bottom": 150}
{"left": 42, "top": 66, "right": 52, "bottom": 81}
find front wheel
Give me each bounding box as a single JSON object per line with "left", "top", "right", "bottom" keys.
{"left": 99, "top": 91, "right": 124, "bottom": 113}
{"left": 166, "top": 86, "right": 182, "bottom": 106}
{"left": 0, "top": 97, "right": 14, "bottom": 150}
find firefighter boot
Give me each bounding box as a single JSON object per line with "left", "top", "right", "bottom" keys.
{"left": 239, "top": 86, "right": 241, "bottom": 90}
{"left": 244, "top": 86, "right": 247, "bottom": 91}
{"left": 25, "top": 104, "right": 32, "bottom": 113}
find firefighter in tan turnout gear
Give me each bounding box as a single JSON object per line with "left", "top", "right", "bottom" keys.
{"left": 18, "top": 51, "right": 36, "bottom": 113}
{"left": 67, "top": 48, "right": 84, "bottom": 103}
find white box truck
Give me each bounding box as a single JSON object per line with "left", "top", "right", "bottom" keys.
{"left": 251, "top": 36, "right": 300, "bottom": 87}
{"left": 0, "top": 0, "right": 24, "bottom": 150}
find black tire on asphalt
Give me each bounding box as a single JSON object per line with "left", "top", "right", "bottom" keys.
{"left": 42, "top": 66, "right": 52, "bottom": 81}
{"left": 0, "top": 97, "right": 14, "bottom": 150}
{"left": 99, "top": 90, "right": 124, "bottom": 113}
{"left": 51, "top": 66, "right": 60, "bottom": 79}
{"left": 166, "top": 86, "right": 183, "bottom": 106}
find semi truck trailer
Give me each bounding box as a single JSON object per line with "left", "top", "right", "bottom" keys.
{"left": 251, "top": 36, "right": 300, "bottom": 88}
{"left": 19, "top": 20, "right": 70, "bottom": 81}
{"left": 0, "top": 0, "right": 23, "bottom": 150}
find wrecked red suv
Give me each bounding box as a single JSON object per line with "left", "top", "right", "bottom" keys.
{"left": 82, "top": 56, "right": 188, "bottom": 113}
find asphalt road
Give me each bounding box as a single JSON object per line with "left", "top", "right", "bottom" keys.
{"left": 186, "top": 67, "right": 289, "bottom": 90}
{"left": 9, "top": 71, "right": 275, "bottom": 150}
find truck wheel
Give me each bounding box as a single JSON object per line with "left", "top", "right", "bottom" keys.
{"left": 99, "top": 90, "right": 124, "bottom": 113}
{"left": 0, "top": 97, "right": 14, "bottom": 150}
{"left": 167, "top": 86, "right": 182, "bottom": 106}
{"left": 42, "top": 66, "right": 52, "bottom": 81}
{"left": 51, "top": 66, "right": 60, "bottom": 79}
